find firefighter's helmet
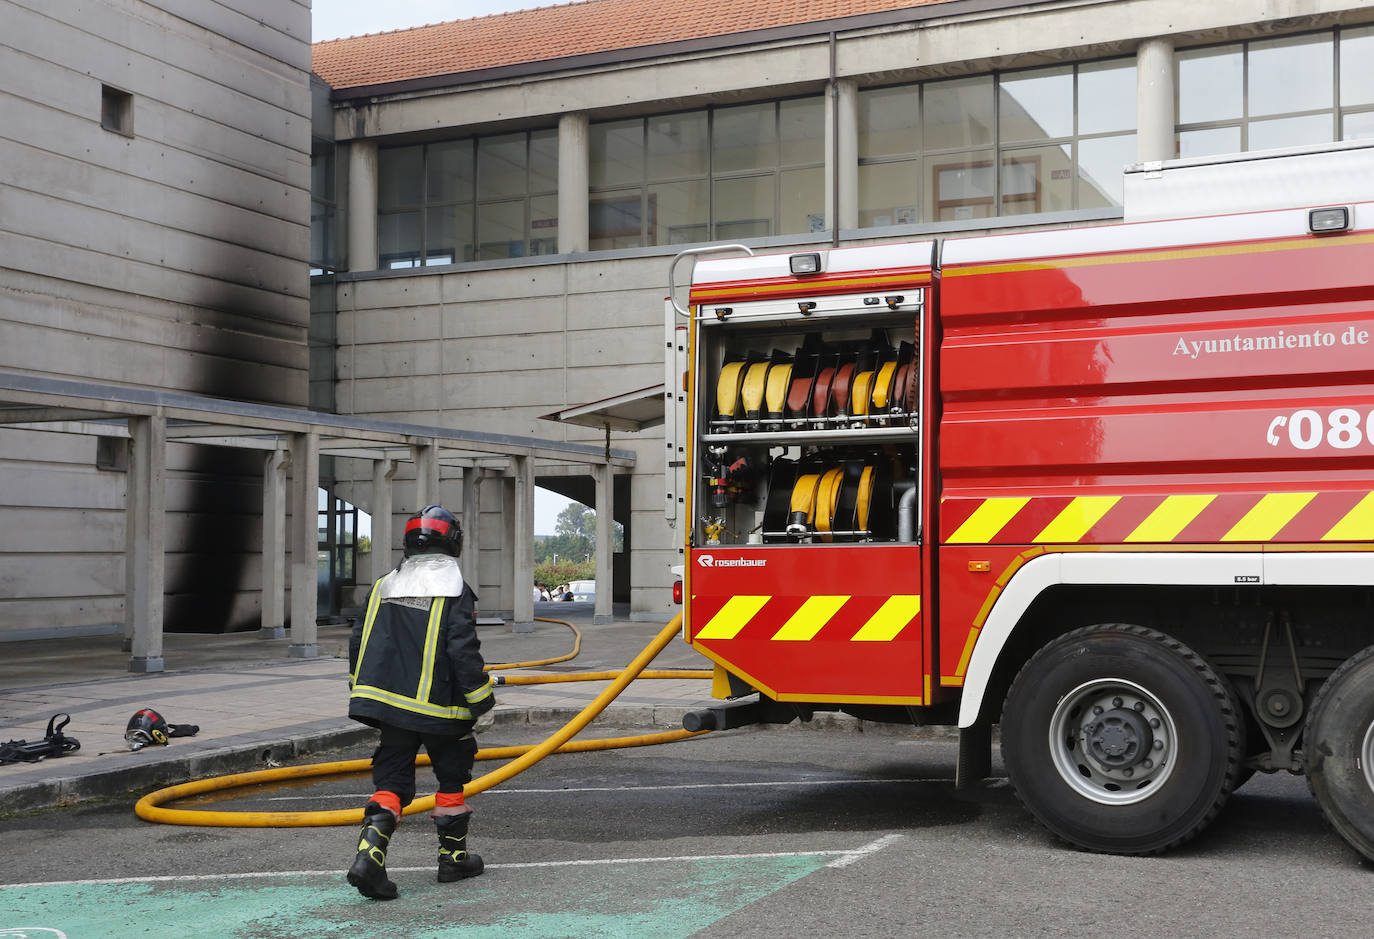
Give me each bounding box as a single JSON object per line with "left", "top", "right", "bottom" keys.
{"left": 404, "top": 505, "right": 463, "bottom": 558}
{"left": 124, "top": 708, "right": 170, "bottom": 751}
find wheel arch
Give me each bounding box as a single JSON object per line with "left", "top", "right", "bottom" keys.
{"left": 957, "top": 551, "right": 1277, "bottom": 728}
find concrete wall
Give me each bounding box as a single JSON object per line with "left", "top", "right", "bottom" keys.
{"left": 328, "top": 255, "right": 673, "bottom": 618}
{"left": 0, "top": 0, "right": 313, "bottom": 638}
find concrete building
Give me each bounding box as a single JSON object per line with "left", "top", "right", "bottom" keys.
{"left": 5, "top": 0, "right": 1373, "bottom": 650}
{"left": 1, "top": 1, "right": 314, "bottom": 643}
{"left": 310, "top": 0, "right": 1374, "bottom": 621}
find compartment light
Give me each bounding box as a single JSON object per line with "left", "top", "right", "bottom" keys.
{"left": 789, "top": 253, "right": 823, "bottom": 275}
{"left": 1309, "top": 206, "right": 1351, "bottom": 233}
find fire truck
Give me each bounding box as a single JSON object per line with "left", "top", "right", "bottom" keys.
{"left": 668, "top": 144, "right": 1374, "bottom": 860}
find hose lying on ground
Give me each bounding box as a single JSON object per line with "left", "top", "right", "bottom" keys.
{"left": 135, "top": 614, "right": 709, "bottom": 827}
{"left": 482, "top": 616, "right": 583, "bottom": 670}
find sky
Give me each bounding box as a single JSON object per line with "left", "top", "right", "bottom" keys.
{"left": 312, "top": 0, "right": 558, "bottom": 42}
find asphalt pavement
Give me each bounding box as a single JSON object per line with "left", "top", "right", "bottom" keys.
{"left": 0, "top": 603, "right": 717, "bottom": 815}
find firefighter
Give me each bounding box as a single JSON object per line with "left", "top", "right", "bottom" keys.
{"left": 346, "top": 504, "right": 496, "bottom": 901}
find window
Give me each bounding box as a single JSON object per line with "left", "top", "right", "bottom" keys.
{"left": 858, "top": 59, "right": 1136, "bottom": 228}
{"left": 376, "top": 130, "right": 557, "bottom": 268}
{"left": 310, "top": 139, "right": 338, "bottom": 274}
{"left": 100, "top": 85, "right": 133, "bottom": 136}
{"left": 588, "top": 97, "right": 824, "bottom": 249}
{"left": 1175, "top": 29, "right": 1373, "bottom": 157}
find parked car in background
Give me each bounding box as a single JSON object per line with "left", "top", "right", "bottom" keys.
{"left": 567, "top": 580, "right": 595, "bottom": 602}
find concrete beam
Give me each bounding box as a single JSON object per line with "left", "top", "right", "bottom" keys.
{"left": 412, "top": 438, "right": 440, "bottom": 507}
{"left": 826, "top": 77, "right": 858, "bottom": 232}
{"left": 1137, "top": 37, "right": 1175, "bottom": 164}
{"left": 347, "top": 139, "right": 378, "bottom": 272}
{"left": 125, "top": 414, "right": 166, "bottom": 673}
{"left": 558, "top": 112, "right": 589, "bottom": 253}
{"left": 288, "top": 431, "right": 320, "bottom": 658}
{"left": 371, "top": 455, "right": 399, "bottom": 583}
{"left": 462, "top": 467, "right": 481, "bottom": 595}
{"left": 260, "top": 447, "right": 288, "bottom": 639}
{"left": 593, "top": 462, "right": 613, "bottom": 625}
{"left": 510, "top": 454, "right": 535, "bottom": 632}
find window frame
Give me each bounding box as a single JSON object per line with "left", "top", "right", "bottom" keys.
{"left": 375, "top": 129, "right": 558, "bottom": 269}
{"left": 856, "top": 56, "right": 1139, "bottom": 230}
{"left": 587, "top": 95, "right": 826, "bottom": 249}
{"left": 1174, "top": 27, "right": 1374, "bottom": 158}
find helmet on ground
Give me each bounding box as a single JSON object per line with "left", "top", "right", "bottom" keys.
{"left": 125, "top": 708, "right": 170, "bottom": 751}
{"left": 404, "top": 505, "right": 462, "bottom": 558}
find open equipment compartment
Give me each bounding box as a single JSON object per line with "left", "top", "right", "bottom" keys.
{"left": 692, "top": 288, "right": 924, "bottom": 549}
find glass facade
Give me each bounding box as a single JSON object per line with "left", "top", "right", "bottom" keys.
{"left": 1176, "top": 27, "right": 1374, "bottom": 157}
{"left": 857, "top": 60, "right": 1136, "bottom": 228}
{"left": 376, "top": 129, "right": 558, "bottom": 268}
{"left": 340, "top": 26, "right": 1374, "bottom": 271}
{"left": 588, "top": 97, "right": 825, "bottom": 250}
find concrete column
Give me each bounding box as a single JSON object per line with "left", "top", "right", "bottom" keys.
{"left": 593, "top": 463, "right": 613, "bottom": 625}
{"left": 371, "top": 456, "right": 399, "bottom": 583}
{"left": 461, "top": 467, "right": 481, "bottom": 589}
{"left": 558, "top": 112, "right": 589, "bottom": 254}
{"left": 1137, "top": 38, "right": 1176, "bottom": 164}
{"left": 347, "top": 139, "right": 378, "bottom": 272}
{"left": 825, "top": 78, "right": 859, "bottom": 232}
{"left": 125, "top": 414, "right": 165, "bottom": 673}
{"left": 412, "top": 439, "right": 439, "bottom": 507}
{"left": 260, "top": 447, "right": 288, "bottom": 639}
{"left": 510, "top": 455, "right": 535, "bottom": 632}
{"left": 288, "top": 431, "right": 320, "bottom": 658}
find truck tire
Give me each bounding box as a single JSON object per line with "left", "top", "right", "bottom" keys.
{"left": 1001, "top": 623, "right": 1243, "bottom": 855}
{"left": 1304, "top": 644, "right": 1374, "bottom": 862}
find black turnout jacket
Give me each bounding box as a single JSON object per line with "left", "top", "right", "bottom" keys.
{"left": 348, "top": 570, "right": 494, "bottom": 735}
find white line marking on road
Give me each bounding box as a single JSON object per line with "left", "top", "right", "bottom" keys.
{"left": 826, "top": 832, "right": 903, "bottom": 868}
{"left": 0, "top": 849, "right": 868, "bottom": 890}
{"left": 259, "top": 777, "right": 942, "bottom": 801}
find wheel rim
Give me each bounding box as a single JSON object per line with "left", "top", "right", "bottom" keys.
{"left": 1362, "top": 719, "right": 1374, "bottom": 794}
{"left": 1048, "top": 678, "right": 1178, "bottom": 806}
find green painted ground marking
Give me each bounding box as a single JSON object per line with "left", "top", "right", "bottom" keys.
{"left": 1, "top": 855, "right": 831, "bottom": 938}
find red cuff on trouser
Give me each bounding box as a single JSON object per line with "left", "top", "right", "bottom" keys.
{"left": 435, "top": 791, "right": 465, "bottom": 808}
{"left": 369, "top": 790, "right": 403, "bottom": 816}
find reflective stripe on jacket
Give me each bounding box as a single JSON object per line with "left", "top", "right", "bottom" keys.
{"left": 348, "top": 571, "right": 494, "bottom": 734}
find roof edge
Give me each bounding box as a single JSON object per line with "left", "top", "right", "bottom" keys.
{"left": 323, "top": 0, "right": 1034, "bottom": 101}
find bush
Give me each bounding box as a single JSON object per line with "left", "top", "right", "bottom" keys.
{"left": 535, "top": 559, "right": 595, "bottom": 589}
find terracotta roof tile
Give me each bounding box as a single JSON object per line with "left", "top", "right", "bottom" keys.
{"left": 313, "top": 0, "right": 957, "bottom": 90}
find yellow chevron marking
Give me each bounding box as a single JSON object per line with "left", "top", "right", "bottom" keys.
{"left": 696, "top": 595, "right": 770, "bottom": 640}
{"left": 851, "top": 595, "right": 922, "bottom": 641}
{"left": 771, "top": 595, "right": 850, "bottom": 641}
{"left": 1323, "top": 492, "right": 1374, "bottom": 541}
{"left": 1033, "top": 496, "right": 1120, "bottom": 543}
{"left": 1221, "top": 492, "right": 1318, "bottom": 542}
{"left": 947, "top": 498, "right": 1030, "bottom": 544}
{"left": 1123, "top": 494, "right": 1217, "bottom": 542}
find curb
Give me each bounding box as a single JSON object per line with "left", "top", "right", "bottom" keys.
{"left": 0, "top": 725, "right": 380, "bottom": 817}
{"left": 1, "top": 704, "right": 964, "bottom": 816}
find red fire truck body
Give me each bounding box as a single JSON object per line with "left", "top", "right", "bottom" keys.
{"left": 676, "top": 193, "right": 1374, "bottom": 859}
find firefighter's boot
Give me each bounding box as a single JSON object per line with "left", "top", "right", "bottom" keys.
{"left": 435, "top": 812, "right": 484, "bottom": 882}
{"left": 347, "top": 803, "right": 399, "bottom": 900}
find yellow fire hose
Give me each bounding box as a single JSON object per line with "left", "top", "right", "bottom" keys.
{"left": 135, "top": 615, "right": 711, "bottom": 827}
{"left": 482, "top": 615, "right": 583, "bottom": 670}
